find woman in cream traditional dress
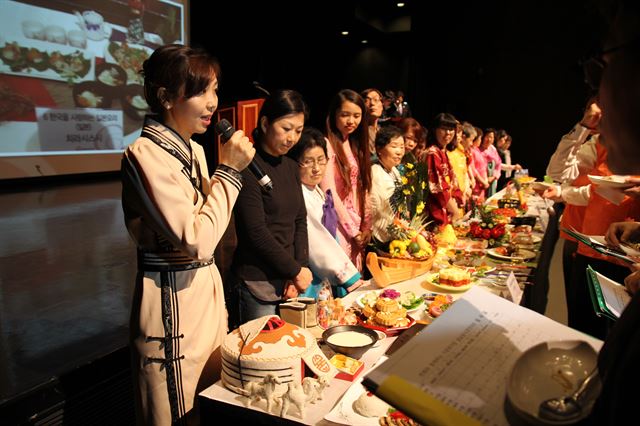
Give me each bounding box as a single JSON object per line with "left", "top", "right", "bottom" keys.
{"left": 121, "top": 44, "right": 254, "bottom": 425}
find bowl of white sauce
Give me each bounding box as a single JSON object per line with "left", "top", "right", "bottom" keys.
{"left": 322, "top": 325, "right": 379, "bottom": 359}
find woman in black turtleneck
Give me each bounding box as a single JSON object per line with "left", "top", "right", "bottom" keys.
{"left": 231, "top": 90, "right": 312, "bottom": 326}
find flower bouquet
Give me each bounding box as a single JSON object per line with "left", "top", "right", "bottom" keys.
{"left": 366, "top": 160, "right": 437, "bottom": 287}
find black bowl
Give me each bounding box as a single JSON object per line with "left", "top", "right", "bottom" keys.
{"left": 72, "top": 81, "right": 111, "bottom": 108}
{"left": 511, "top": 215, "right": 537, "bottom": 227}
{"left": 121, "top": 84, "right": 148, "bottom": 120}
{"left": 322, "top": 325, "right": 378, "bottom": 359}
{"left": 95, "top": 62, "right": 127, "bottom": 89}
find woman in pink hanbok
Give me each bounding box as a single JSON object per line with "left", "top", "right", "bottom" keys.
{"left": 470, "top": 127, "right": 490, "bottom": 202}
{"left": 321, "top": 89, "right": 372, "bottom": 272}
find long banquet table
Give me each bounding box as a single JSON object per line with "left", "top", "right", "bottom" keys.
{"left": 199, "top": 192, "right": 556, "bottom": 425}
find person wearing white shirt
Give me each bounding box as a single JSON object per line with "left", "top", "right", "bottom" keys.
{"left": 287, "top": 127, "right": 364, "bottom": 298}
{"left": 544, "top": 98, "right": 601, "bottom": 205}
{"left": 371, "top": 126, "right": 405, "bottom": 243}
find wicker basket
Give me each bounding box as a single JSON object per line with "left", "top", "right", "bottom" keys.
{"left": 366, "top": 251, "right": 435, "bottom": 288}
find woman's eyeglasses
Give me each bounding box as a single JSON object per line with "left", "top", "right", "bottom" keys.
{"left": 299, "top": 157, "right": 328, "bottom": 168}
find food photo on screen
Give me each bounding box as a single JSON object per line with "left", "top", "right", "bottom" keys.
{"left": 0, "top": 0, "right": 187, "bottom": 179}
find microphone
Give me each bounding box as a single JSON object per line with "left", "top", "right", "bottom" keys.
{"left": 214, "top": 119, "right": 273, "bottom": 191}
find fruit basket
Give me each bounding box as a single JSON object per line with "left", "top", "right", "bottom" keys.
{"left": 366, "top": 251, "right": 435, "bottom": 288}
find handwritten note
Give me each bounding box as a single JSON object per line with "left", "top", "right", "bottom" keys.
{"left": 365, "top": 287, "right": 602, "bottom": 426}
{"left": 36, "top": 107, "right": 123, "bottom": 151}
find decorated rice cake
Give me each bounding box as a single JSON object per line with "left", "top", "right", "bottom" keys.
{"left": 439, "top": 267, "right": 471, "bottom": 287}
{"left": 221, "top": 315, "right": 336, "bottom": 394}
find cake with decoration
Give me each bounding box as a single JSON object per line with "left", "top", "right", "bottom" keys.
{"left": 221, "top": 315, "right": 336, "bottom": 394}
{"left": 439, "top": 267, "right": 471, "bottom": 287}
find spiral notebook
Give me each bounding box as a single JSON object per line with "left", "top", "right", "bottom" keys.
{"left": 586, "top": 265, "right": 632, "bottom": 320}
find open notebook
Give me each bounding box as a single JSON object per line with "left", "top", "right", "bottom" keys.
{"left": 362, "top": 287, "right": 602, "bottom": 426}
{"left": 586, "top": 265, "right": 632, "bottom": 320}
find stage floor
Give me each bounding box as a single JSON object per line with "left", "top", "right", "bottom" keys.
{"left": 0, "top": 177, "right": 136, "bottom": 403}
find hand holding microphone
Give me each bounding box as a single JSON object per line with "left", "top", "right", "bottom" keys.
{"left": 215, "top": 119, "right": 273, "bottom": 191}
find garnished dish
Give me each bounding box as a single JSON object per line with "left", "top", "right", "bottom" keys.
{"left": 427, "top": 294, "right": 453, "bottom": 318}
{"left": 357, "top": 289, "right": 424, "bottom": 313}
{"left": 122, "top": 84, "right": 149, "bottom": 120}
{"left": 428, "top": 267, "right": 476, "bottom": 292}
{"left": 325, "top": 381, "right": 420, "bottom": 426}
{"left": 0, "top": 39, "right": 93, "bottom": 82}
{"left": 588, "top": 174, "right": 638, "bottom": 189}
{"left": 72, "top": 81, "right": 110, "bottom": 108}
{"left": 356, "top": 289, "right": 415, "bottom": 335}
{"left": 96, "top": 63, "right": 126, "bottom": 87}
{"left": 106, "top": 41, "right": 152, "bottom": 84}
{"left": 487, "top": 246, "right": 536, "bottom": 261}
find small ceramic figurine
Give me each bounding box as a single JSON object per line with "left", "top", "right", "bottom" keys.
{"left": 280, "top": 381, "right": 307, "bottom": 418}
{"left": 243, "top": 373, "right": 282, "bottom": 413}
{"left": 302, "top": 375, "right": 331, "bottom": 404}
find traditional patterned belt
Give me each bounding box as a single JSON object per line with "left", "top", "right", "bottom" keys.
{"left": 138, "top": 250, "right": 214, "bottom": 272}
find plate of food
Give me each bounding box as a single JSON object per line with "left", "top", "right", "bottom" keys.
{"left": 325, "top": 376, "right": 418, "bottom": 425}
{"left": 426, "top": 294, "right": 454, "bottom": 318}
{"left": 466, "top": 264, "right": 497, "bottom": 278}
{"left": 531, "top": 181, "right": 556, "bottom": 192}
{"left": 356, "top": 289, "right": 424, "bottom": 313}
{"left": 487, "top": 247, "right": 536, "bottom": 261}
{"left": 427, "top": 267, "right": 476, "bottom": 292}
{"left": 0, "top": 37, "right": 94, "bottom": 83}
{"left": 515, "top": 176, "right": 536, "bottom": 185}
{"left": 104, "top": 41, "right": 153, "bottom": 84}
{"left": 588, "top": 174, "right": 637, "bottom": 189}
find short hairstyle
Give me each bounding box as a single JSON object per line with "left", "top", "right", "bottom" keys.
{"left": 287, "top": 127, "right": 326, "bottom": 162}
{"left": 428, "top": 112, "right": 458, "bottom": 150}
{"left": 361, "top": 88, "right": 383, "bottom": 100}
{"left": 398, "top": 117, "right": 427, "bottom": 146}
{"left": 253, "top": 89, "right": 309, "bottom": 144}
{"left": 142, "top": 44, "right": 221, "bottom": 114}
{"left": 431, "top": 112, "right": 458, "bottom": 130}
{"left": 375, "top": 125, "right": 403, "bottom": 150}
{"left": 462, "top": 122, "right": 477, "bottom": 139}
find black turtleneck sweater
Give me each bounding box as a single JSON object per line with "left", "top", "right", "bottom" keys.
{"left": 231, "top": 146, "right": 308, "bottom": 301}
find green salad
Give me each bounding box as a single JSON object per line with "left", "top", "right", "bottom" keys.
{"left": 400, "top": 291, "right": 423, "bottom": 310}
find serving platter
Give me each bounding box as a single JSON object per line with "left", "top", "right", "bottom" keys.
{"left": 0, "top": 37, "right": 94, "bottom": 83}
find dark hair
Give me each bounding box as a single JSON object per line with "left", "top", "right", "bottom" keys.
{"left": 483, "top": 128, "right": 496, "bottom": 137}
{"left": 287, "top": 127, "right": 326, "bottom": 162}
{"left": 142, "top": 44, "right": 221, "bottom": 114}
{"left": 325, "top": 89, "right": 372, "bottom": 194}
{"left": 252, "top": 89, "right": 309, "bottom": 144}
{"left": 361, "top": 88, "right": 383, "bottom": 100}
{"left": 474, "top": 127, "right": 484, "bottom": 140}
{"left": 398, "top": 118, "right": 426, "bottom": 149}
{"left": 495, "top": 129, "right": 508, "bottom": 141}
{"left": 428, "top": 112, "right": 458, "bottom": 151}
{"left": 374, "top": 125, "right": 403, "bottom": 150}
